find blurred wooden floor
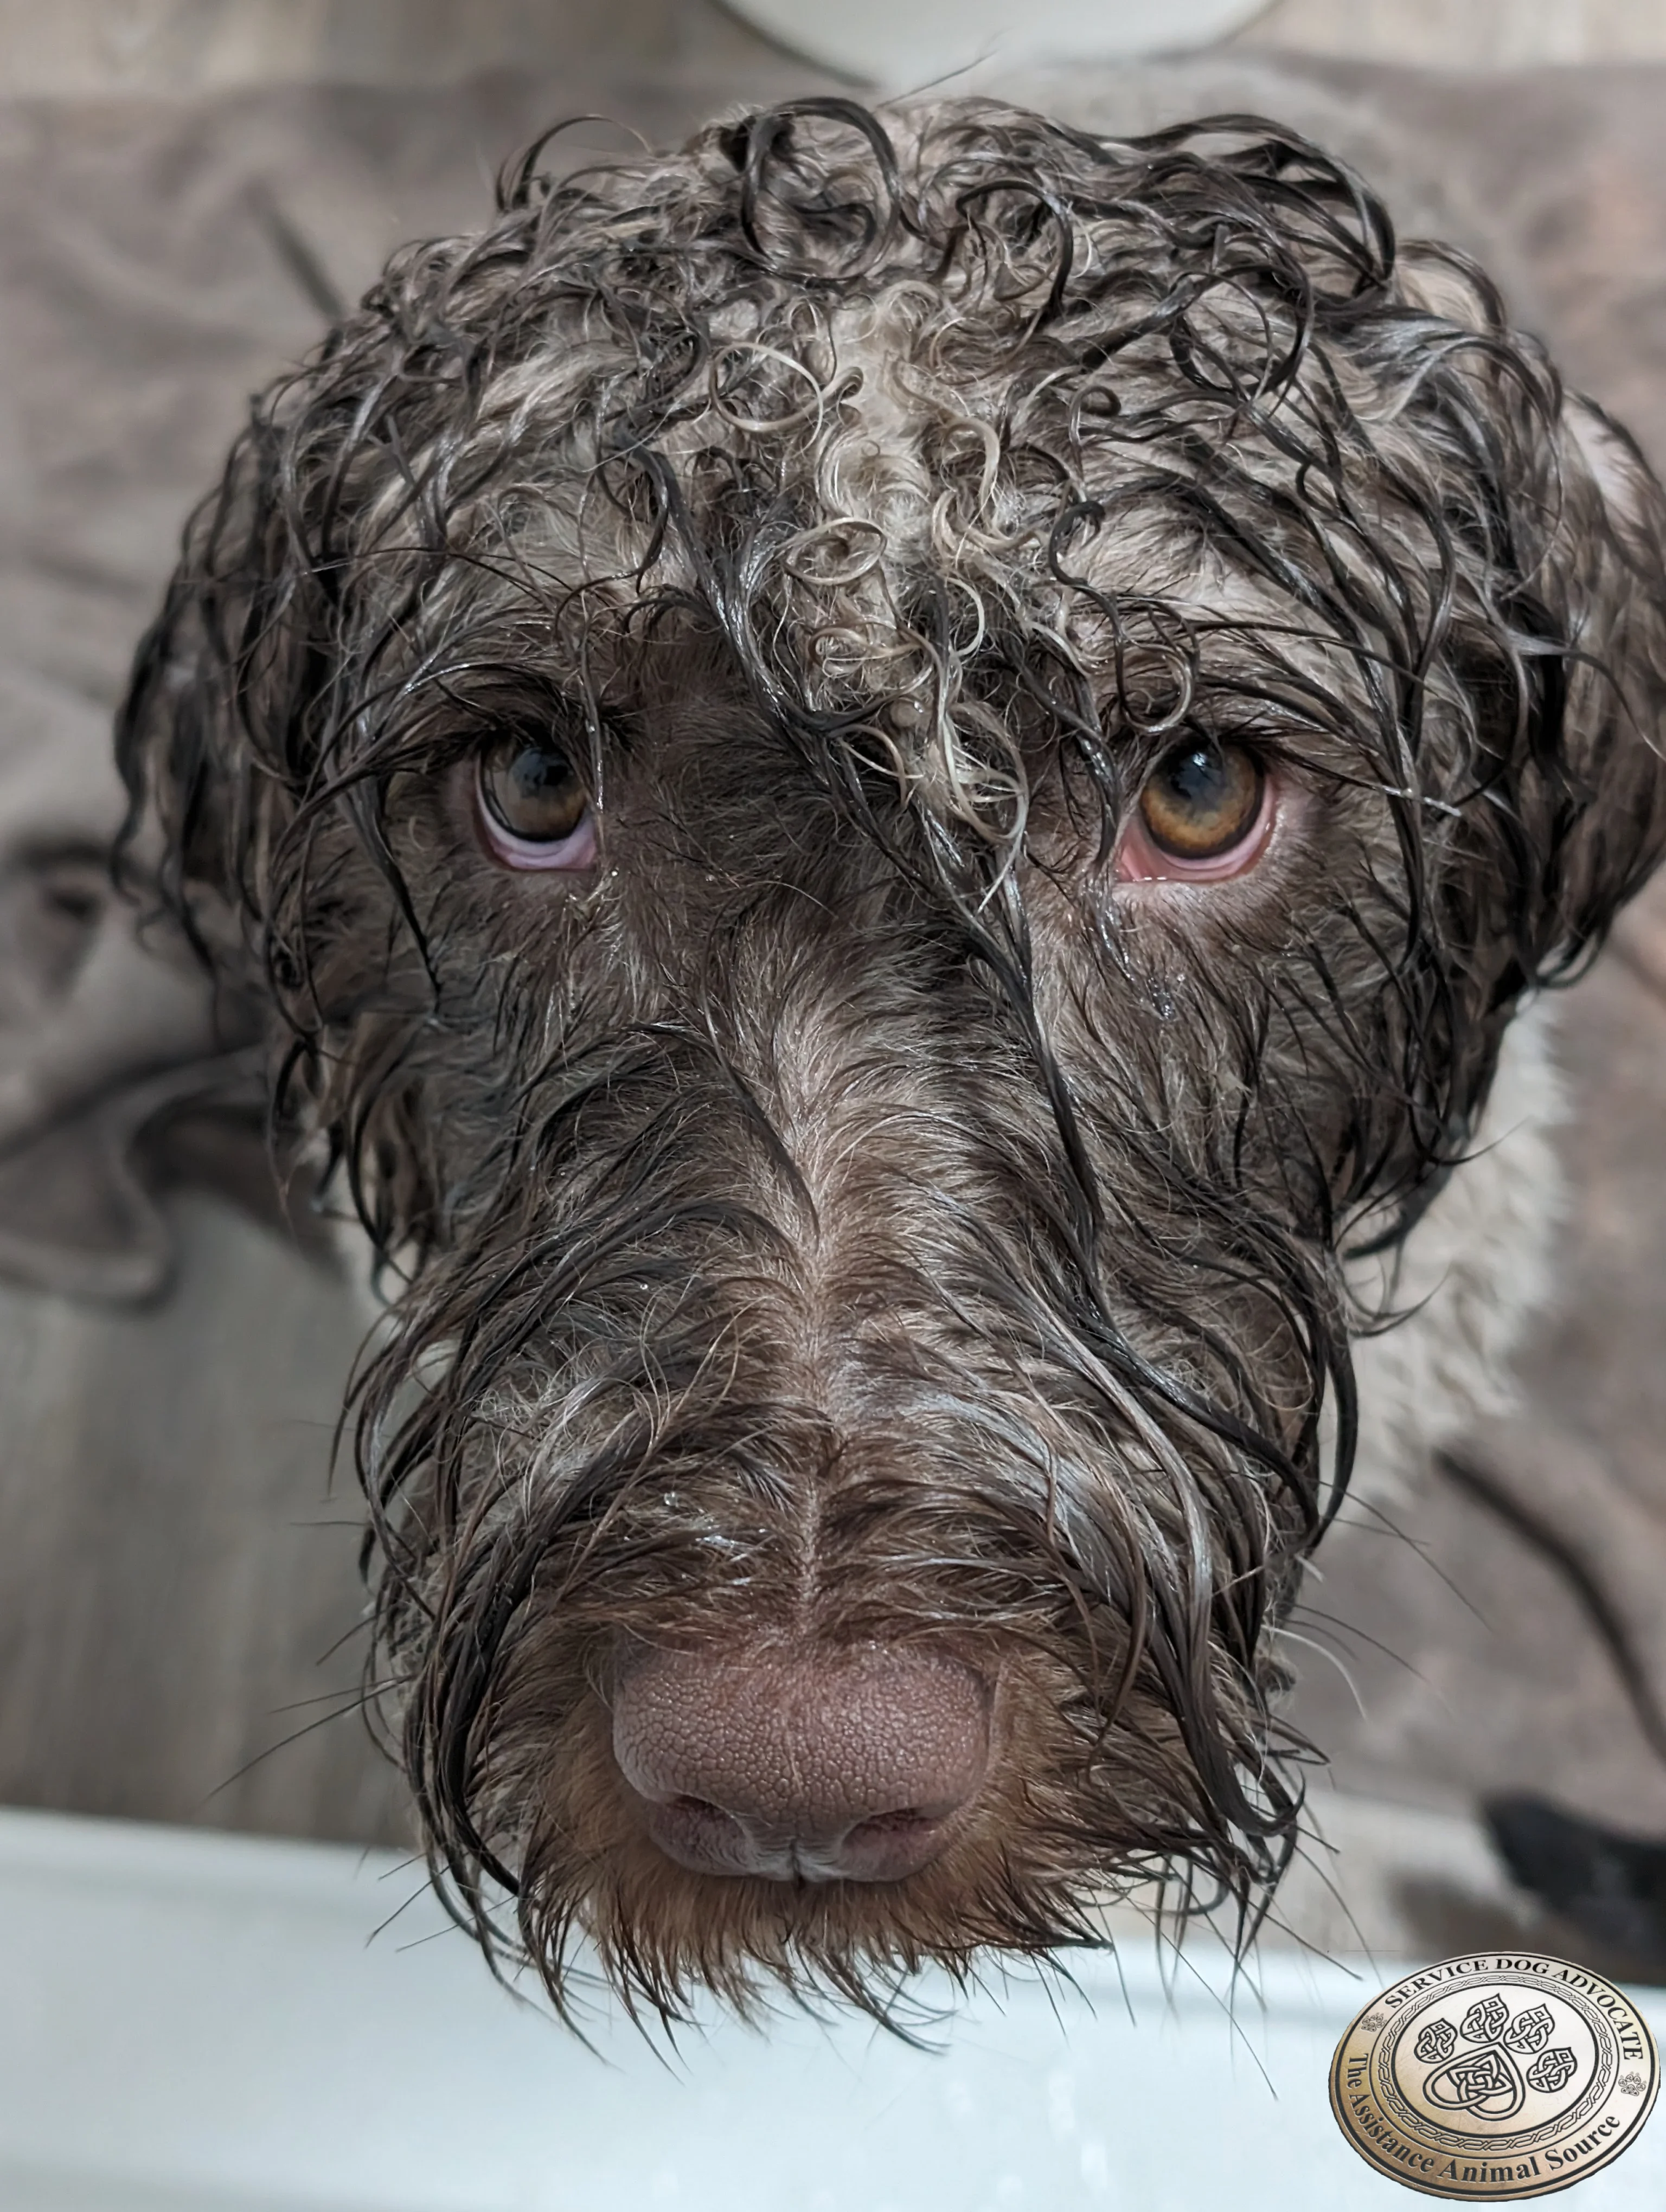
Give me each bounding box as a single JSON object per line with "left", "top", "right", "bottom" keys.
{"left": 0, "top": 1196, "right": 408, "bottom": 1846}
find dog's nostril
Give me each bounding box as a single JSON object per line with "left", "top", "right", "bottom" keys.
{"left": 848, "top": 1808, "right": 928, "bottom": 1838}
{"left": 611, "top": 1643, "right": 990, "bottom": 1883}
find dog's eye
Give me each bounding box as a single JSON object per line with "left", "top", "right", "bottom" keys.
{"left": 1139, "top": 742, "right": 1262, "bottom": 858}
{"left": 1118, "top": 741, "right": 1270, "bottom": 883}
{"left": 480, "top": 738, "right": 586, "bottom": 841}
{"left": 476, "top": 736, "right": 596, "bottom": 871}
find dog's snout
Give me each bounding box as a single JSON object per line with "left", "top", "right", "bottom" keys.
{"left": 611, "top": 1645, "right": 991, "bottom": 1882}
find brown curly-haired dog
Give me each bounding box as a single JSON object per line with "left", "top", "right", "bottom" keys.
{"left": 118, "top": 96, "right": 1666, "bottom": 2025}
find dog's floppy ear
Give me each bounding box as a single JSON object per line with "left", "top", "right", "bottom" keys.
{"left": 1406, "top": 247, "right": 1666, "bottom": 992}
{"left": 115, "top": 383, "right": 370, "bottom": 1025}
{"left": 117, "top": 458, "right": 279, "bottom": 989}
{"left": 1521, "top": 390, "right": 1666, "bottom": 969}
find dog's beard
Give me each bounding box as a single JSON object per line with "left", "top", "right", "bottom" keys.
{"left": 509, "top": 1660, "right": 1188, "bottom": 2028}
{"left": 358, "top": 1211, "right": 1326, "bottom": 2026}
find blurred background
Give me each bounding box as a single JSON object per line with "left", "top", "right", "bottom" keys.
{"left": 0, "top": 0, "right": 1665, "bottom": 1984}
{"left": 0, "top": 0, "right": 1661, "bottom": 92}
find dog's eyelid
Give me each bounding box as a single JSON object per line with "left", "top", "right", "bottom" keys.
{"left": 441, "top": 663, "right": 606, "bottom": 737}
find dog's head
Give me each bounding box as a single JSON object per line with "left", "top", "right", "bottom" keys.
{"left": 120, "top": 99, "right": 1666, "bottom": 2022}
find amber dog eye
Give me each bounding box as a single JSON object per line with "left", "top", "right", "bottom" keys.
{"left": 1138, "top": 741, "right": 1264, "bottom": 860}
{"left": 476, "top": 735, "right": 596, "bottom": 870}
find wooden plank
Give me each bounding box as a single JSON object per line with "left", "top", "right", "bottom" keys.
{"left": 0, "top": 1193, "right": 408, "bottom": 1846}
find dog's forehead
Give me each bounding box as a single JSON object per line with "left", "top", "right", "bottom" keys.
{"left": 454, "top": 288, "right": 1299, "bottom": 711}
{"left": 338, "top": 111, "right": 1545, "bottom": 837}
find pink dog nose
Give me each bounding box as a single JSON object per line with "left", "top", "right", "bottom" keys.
{"left": 611, "top": 1645, "right": 991, "bottom": 1882}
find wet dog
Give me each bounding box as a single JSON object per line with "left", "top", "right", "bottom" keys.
{"left": 118, "top": 97, "right": 1666, "bottom": 2023}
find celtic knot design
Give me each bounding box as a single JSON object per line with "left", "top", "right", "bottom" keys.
{"left": 1413, "top": 1995, "right": 1584, "bottom": 2123}
{"left": 1527, "top": 2048, "right": 1579, "bottom": 2095}
{"left": 1620, "top": 2072, "right": 1646, "bottom": 2098}
{"left": 1506, "top": 2004, "right": 1554, "bottom": 2055}
{"left": 1426, "top": 2047, "right": 1521, "bottom": 2116}
{"left": 1462, "top": 1996, "right": 1510, "bottom": 2044}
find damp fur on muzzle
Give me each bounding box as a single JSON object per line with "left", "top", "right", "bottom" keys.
{"left": 116, "top": 94, "right": 1666, "bottom": 2028}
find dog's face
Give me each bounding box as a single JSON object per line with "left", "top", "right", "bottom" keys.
{"left": 121, "top": 100, "right": 1666, "bottom": 2021}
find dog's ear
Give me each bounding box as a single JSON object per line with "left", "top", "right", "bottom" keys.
{"left": 1404, "top": 250, "right": 1666, "bottom": 992}
{"left": 116, "top": 397, "right": 354, "bottom": 1018}
{"left": 1519, "top": 390, "right": 1666, "bottom": 971}
{"left": 116, "top": 427, "right": 445, "bottom": 1264}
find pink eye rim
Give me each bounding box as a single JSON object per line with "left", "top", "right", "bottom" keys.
{"left": 479, "top": 806, "right": 599, "bottom": 871}
{"left": 473, "top": 744, "right": 599, "bottom": 873}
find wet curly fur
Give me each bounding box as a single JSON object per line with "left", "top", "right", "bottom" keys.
{"left": 118, "top": 95, "right": 1666, "bottom": 2025}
